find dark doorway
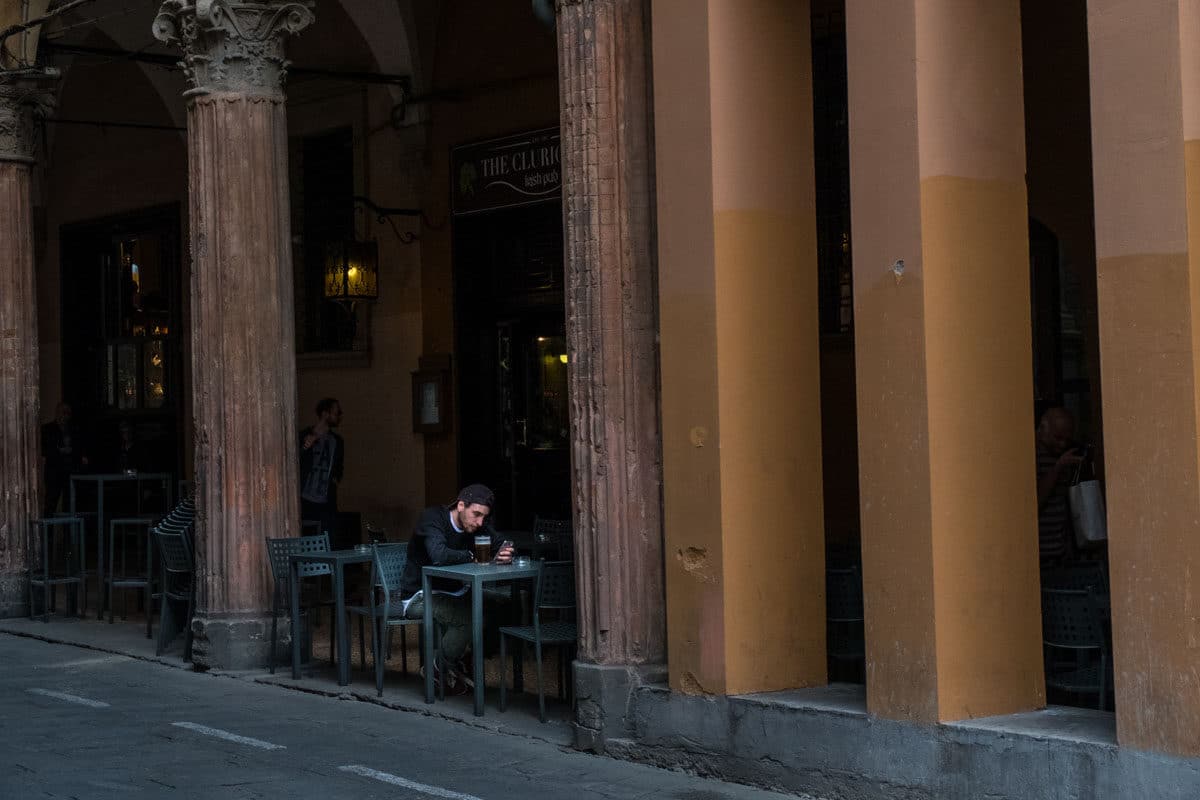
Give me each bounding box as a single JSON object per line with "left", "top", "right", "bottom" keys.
{"left": 454, "top": 200, "right": 569, "bottom": 530}
{"left": 59, "top": 205, "right": 185, "bottom": 484}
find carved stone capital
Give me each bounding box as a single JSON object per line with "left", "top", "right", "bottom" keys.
{"left": 0, "top": 69, "right": 59, "bottom": 164}
{"left": 153, "top": 0, "right": 314, "bottom": 99}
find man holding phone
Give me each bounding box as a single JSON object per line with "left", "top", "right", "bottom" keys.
{"left": 399, "top": 484, "right": 514, "bottom": 693}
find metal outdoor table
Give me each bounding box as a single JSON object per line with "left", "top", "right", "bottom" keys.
{"left": 422, "top": 561, "right": 541, "bottom": 716}
{"left": 289, "top": 547, "right": 373, "bottom": 686}
{"left": 69, "top": 472, "right": 172, "bottom": 618}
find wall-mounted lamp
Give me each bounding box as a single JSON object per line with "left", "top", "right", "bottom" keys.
{"left": 324, "top": 238, "right": 379, "bottom": 303}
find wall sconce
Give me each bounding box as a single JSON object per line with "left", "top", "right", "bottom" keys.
{"left": 324, "top": 238, "right": 379, "bottom": 304}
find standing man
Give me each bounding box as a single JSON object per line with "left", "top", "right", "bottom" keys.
{"left": 399, "top": 484, "right": 514, "bottom": 693}
{"left": 1035, "top": 407, "right": 1083, "bottom": 565}
{"left": 41, "top": 402, "right": 87, "bottom": 517}
{"left": 299, "top": 397, "right": 344, "bottom": 538}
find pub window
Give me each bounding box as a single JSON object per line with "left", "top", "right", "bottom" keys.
{"left": 290, "top": 127, "right": 362, "bottom": 353}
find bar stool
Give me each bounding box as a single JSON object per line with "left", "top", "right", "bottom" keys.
{"left": 106, "top": 517, "right": 156, "bottom": 630}
{"left": 27, "top": 516, "right": 85, "bottom": 622}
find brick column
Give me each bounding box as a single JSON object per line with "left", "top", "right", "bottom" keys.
{"left": 153, "top": 0, "right": 312, "bottom": 668}
{"left": 557, "top": 0, "right": 667, "bottom": 750}
{"left": 846, "top": 0, "right": 1043, "bottom": 722}
{"left": 1087, "top": 0, "right": 1200, "bottom": 757}
{"left": 0, "top": 71, "right": 57, "bottom": 618}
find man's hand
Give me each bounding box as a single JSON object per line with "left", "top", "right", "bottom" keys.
{"left": 494, "top": 544, "right": 515, "bottom": 565}
{"left": 302, "top": 433, "right": 317, "bottom": 450}
{"left": 1055, "top": 448, "right": 1083, "bottom": 472}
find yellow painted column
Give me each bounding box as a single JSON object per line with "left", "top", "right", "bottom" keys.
{"left": 1087, "top": 0, "right": 1200, "bottom": 758}
{"left": 846, "top": 0, "right": 1044, "bottom": 722}
{"left": 652, "top": 0, "right": 826, "bottom": 695}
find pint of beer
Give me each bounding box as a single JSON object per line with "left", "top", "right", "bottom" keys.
{"left": 473, "top": 535, "right": 492, "bottom": 563}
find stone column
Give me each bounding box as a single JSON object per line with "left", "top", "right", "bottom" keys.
{"left": 0, "top": 71, "right": 57, "bottom": 619}
{"left": 153, "top": 0, "right": 312, "bottom": 669}
{"left": 557, "top": 0, "right": 667, "bottom": 750}
{"left": 1087, "top": 0, "right": 1200, "bottom": 758}
{"left": 652, "top": 0, "right": 827, "bottom": 698}
{"left": 846, "top": 0, "right": 1043, "bottom": 722}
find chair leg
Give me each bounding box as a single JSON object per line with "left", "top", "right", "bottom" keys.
{"left": 535, "top": 639, "right": 546, "bottom": 723}
{"left": 359, "top": 615, "right": 366, "bottom": 670}
{"left": 499, "top": 634, "right": 508, "bottom": 712}
{"left": 183, "top": 591, "right": 195, "bottom": 663}
{"left": 269, "top": 593, "right": 280, "bottom": 675}
{"left": 400, "top": 627, "right": 408, "bottom": 676}
{"left": 375, "top": 620, "right": 386, "bottom": 697}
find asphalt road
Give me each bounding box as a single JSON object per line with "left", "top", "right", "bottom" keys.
{"left": 0, "top": 633, "right": 807, "bottom": 800}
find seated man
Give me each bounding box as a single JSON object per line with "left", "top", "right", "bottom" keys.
{"left": 399, "top": 483, "right": 513, "bottom": 694}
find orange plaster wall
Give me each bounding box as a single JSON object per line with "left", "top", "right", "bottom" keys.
{"left": 846, "top": 0, "right": 940, "bottom": 722}
{"left": 1097, "top": 249, "right": 1200, "bottom": 757}
{"left": 654, "top": 0, "right": 825, "bottom": 696}
{"left": 708, "top": 0, "right": 825, "bottom": 695}
{"left": 920, "top": 176, "right": 1044, "bottom": 719}
{"left": 918, "top": 0, "right": 1043, "bottom": 723}
{"left": 849, "top": 0, "right": 1042, "bottom": 722}
{"left": 1088, "top": 0, "right": 1200, "bottom": 757}
{"left": 651, "top": 0, "right": 728, "bottom": 695}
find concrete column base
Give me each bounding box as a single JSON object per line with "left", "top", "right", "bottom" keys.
{"left": 189, "top": 611, "right": 278, "bottom": 671}
{"left": 573, "top": 661, "right": 667, "bottom": 752}
{"left": 0, "top": 570, "right": 29, "bottom": 619}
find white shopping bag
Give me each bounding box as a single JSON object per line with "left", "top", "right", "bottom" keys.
{"left": 1069, "top": 457, "right": 1108, "bottom": 548}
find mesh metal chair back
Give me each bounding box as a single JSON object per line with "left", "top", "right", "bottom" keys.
{"left": 533, "top": 516, "right": 573, "bottom": 561}
{"left": 1042, "top": 587, "right": 1106, "bottom": 650}
{"left": 826, "top": 566, "right": 865, "bottom": 622}
{"left": 265, "top": 534, "right": 332, "bottom": 584}
{"left": 372, "top": 544, "right": 408, "bottom": 599}
{"left": 155, "top": 528, "right": 193, "bottom": 600}
{"left": 1042, "top": 563, "right": 1109, "bottom": 595}
{"left": 535, "top": 560, "right": 576, "bottom": 612}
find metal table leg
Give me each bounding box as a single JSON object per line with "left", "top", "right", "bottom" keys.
{"left": 423, "top": 572, "right": 434, "bottom": 704}
{"left": 289, "top": 559, "right": 302, "bottom": 679}
{"left": 471, "top": 576, "right": 484, "bottom": 717}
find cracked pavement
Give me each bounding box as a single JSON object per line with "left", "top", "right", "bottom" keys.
{"left": 0, "top": 633, "right": 815, "bottom": 799}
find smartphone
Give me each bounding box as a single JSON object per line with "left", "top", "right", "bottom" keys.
{"left": 493, "top": 540, "right": 514, "bottom": 563}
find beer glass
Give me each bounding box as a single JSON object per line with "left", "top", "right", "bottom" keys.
{"left": 473, "top": 535, "right": 492, "bottom": 563}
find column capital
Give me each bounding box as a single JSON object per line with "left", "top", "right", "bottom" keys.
{"left": 152, "top": 0, "right": 314, "bottom": 100}
{"left": 0, "top": 69, "right": 59, "bottom": 164}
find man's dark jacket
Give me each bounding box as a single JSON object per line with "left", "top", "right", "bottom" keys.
{"left": 399, "top": 504, "right": 501, "bottom": 597}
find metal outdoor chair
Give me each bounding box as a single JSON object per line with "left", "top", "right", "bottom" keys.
{"left": 27, "top": 517, "right": 85, "bottom": 622}
{"left": 105, "top": 517, "right": 155, "bottom": 628}
{"left": 499, "top": 560, "right": 577, "bottom": 722}
{"left": 532, "top": 516, "right": 572, "bottom": 561}
{"left": 143, "top": 497, "right": 197, "bottom": 637}
{"left": 265, "top": 534, "right": 337, "bottom": 675}
{"left": 826, "top": 565, "right": 865, "bottom": 682}
{"left": 1042, "top": 587, "right": 1112, "bottom": 711}
{"left": 154, "top": 527, "right": 195, "bottom": 661}
{"left": 345, "top": 543, "right": 424, "bottom": 696}
{"left": 1042, "top": 561, "right": 1112, "bottom": 627}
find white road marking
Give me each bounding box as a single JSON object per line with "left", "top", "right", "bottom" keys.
{"left": 26, "top": 688, "right": 110, "bottom": 708}
{"left": 338, "top": 765, "right": 485, "bottom": 800}
{"left": 171, "top": 722, "right": 286, "bottom": 751}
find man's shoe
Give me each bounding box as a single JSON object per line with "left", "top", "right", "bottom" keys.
{"left": 453, "top": 659, "right": 476, "bottom": 690}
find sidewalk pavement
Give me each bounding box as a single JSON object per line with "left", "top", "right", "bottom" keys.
{"left": 0, "top": 614, "right": 575, "bottom": 748}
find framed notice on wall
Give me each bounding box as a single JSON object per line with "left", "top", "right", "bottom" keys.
{"left": 412, "top": 368, "right": 451, "bottom": 434}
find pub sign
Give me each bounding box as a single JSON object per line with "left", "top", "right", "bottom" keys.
{"left": 452, "top": 127, "right": 561, "bottom": 215}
